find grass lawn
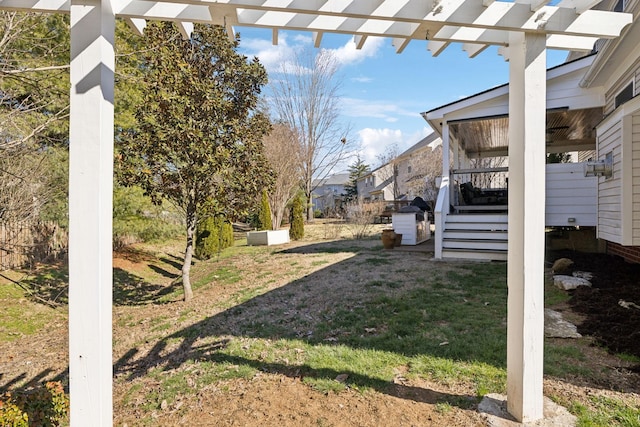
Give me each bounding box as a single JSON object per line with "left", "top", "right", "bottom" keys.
{"left": 1, "top": 222, "right": 638, "bottom": 426}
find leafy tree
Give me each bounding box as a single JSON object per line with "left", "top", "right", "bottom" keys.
{"left": 116, "top": 22, "right": 272, "bottom": 301}
{"left": 0, "top": 12, "right": 71, "bottom": 226}
{"left": 344, "top": 156, "right": 370, "bottom": 202}
{"left": 258, "top": 189, "right": 272, "bottom": 230}
{"left": 0, "top": 12, "right": 70, "bottom": 149}
{"left": 289, "top": 191, "right": 305, "bottom": 240}
{"left": 269, "top": 48, "right": 352, "bottom": 220}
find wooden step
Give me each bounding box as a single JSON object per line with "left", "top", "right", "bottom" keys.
{"left": 442, "top": 248, "right": 508, "bottom": 261}
{"left": 443, "top": 230, "right": 508, "bottom": 240}
{"left": 443, "top": 238, "right": 508, "bottom": 251}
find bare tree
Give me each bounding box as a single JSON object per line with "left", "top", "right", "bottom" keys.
{"left": 263, "top": 122, "right": 302, "bottom": 230}
{"left": 269, "top": 48, "right": 352, "bottom": 220}
{"left": 405, "top": 145, "right": 443, "bottom": 209}
{"left": 375, "top": 143, "right": 401, "bottom": 201}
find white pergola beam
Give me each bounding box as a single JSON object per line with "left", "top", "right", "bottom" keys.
{"left": 427, "top": 40, "right": 449, "bottom": 56}
{"left": 125, "top": 17, "right": 146, "bottom": 36}
{"left": 506, "top": 31, "right": 546, "bottom": 423}
{"left": 177, "top": 21, "right": 193, "bottom": 39}
{"left": 313, "top": 31, "right": 323, "bottom": 47}
{"left": 462, "top": 42, "right": 488, "bottom": 58}
{"left": 68, "top": 0, "right": 115, "bottom": 425}
{"left": 9, "top": 1, "right": 629, "bottom": 42}
{"left": 354, "top": 34, "right": 367, "bottom": 50}
{"left": 432, "top": 25, "right": 599, "bottom": 51}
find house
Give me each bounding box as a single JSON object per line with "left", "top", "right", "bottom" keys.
{"left": 423, "top": 0, "right": 640, "bottom": 263}
{"left": 394, "top": 133, "right": 442, "bottom": 208}
{"left": 356, "top": 164, "right": 395, "bottom": 202}
{"left": 357, "top": 133, "right": 443, "bottom": 207}
{"left": 311, "top": 173, "right": 350, "bottom": 214}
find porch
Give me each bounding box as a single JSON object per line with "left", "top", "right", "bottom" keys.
{"left": 435, "top": 162, "right": 598, "bottom": 261}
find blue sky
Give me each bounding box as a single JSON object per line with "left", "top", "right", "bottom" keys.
{"left": 237, "top": 28, "right": 569, "bottom": 171}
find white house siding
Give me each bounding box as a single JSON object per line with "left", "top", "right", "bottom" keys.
{"left": 632, "top": 111, "right": 640, "bottom": 244}
{"left": 603, "top": 62, "right": 640, "bottom": 114}
{"left": 596, "top": 119, "right": 623, "bottom": 243}
{"left": 545, "top": 163, "right": 597, "bottom": 227}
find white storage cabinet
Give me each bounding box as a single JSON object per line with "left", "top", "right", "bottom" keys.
{"left": 392, "top": 213, "right": 430, "bottom": 245}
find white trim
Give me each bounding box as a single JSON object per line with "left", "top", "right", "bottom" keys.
{"left": 621, "top": 114, "right": 634, "bottom": 245}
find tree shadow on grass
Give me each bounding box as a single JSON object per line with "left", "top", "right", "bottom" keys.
{"left": 113, "top": 267, "right": 181, "bottom": 305}
{"left": 13, "top": 264, "right": 69, "bottom": 307}
{"left": 115, "top": 341, "right": 478, "bottom": 409}
{"left": 114, "top": 241, "right": 509, "bottom": 409}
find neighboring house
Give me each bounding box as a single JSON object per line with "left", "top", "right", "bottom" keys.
{"left": 356, "top": 163, "right": 395, "bottom": 202}
{"left": 423, "top": 0, "right": 640, "bottom": 263}
{"left": 394, "top": 133, "right": 442, "bottom": 206}
{"left": 311, "top": 173, "right": 349, "bottom": 214}
{"left": 357, "top": 133, "right": 443, "bottom": 205}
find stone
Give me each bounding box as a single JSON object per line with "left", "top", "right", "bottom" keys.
{"left": 553, "top": 275, "right": 591, "bottom": 291}
{"left": 479, "top": 393, "right": 577, "bottom": 427}
{"left": 572, "top": 271, "right": 593, "bottom": 280}
{"left": 551, "top": 258, "right": 574, "bottom": 274}
{"left": 544, "top": 309, "right": 581, "bottom": 338}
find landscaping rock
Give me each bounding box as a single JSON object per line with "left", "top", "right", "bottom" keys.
{"left": 572, "top": 271, "right": 593, "bottom": 280}
{"left": 544, "top": 309, "right": 581, "bottom": 339}
{"left": 479, "top": 393, "right": 576, "bottom": 427}
{"left": 551, "top": 258, "right": 574, "bottom": 274}
{"left": 553, "top": 275, "right": 591, "bottom": 290}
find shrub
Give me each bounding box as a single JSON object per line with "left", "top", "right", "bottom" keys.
{"left": 195, "top": 215, "right": 234, "bottom": 259}
{"left": 113, "top": 185, "right": 183, "bottom": 249}
{"left": 0, "top": 381, "right": 69, "bottom": 427}
{"left": 0, "top": 397, "right": 29, "bottom": 427}
{"left": 258, "top": 189, "right": 272, "bottom": 231}
{"left": 289, "top": 192, "right": 305, "bottom": 240}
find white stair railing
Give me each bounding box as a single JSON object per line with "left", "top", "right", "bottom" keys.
{"left": 434, "top": 176, "right": 449, "bottom": 259}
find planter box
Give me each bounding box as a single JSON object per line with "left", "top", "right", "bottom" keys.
{"left": 246, "top": 229, "right": 290, "bottom": 246}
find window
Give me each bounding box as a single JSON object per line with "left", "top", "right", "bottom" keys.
{"left": 407, "top": 165, "right": 412, "bottom": 174}
{"left": 615, "top": 82, "right": 633, "bottom": 109}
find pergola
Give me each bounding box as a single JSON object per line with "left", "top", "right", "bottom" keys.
{"left": 0, "top": 1, "right": 631, "bottom": 425}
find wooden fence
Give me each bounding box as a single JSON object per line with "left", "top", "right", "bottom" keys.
{"left": 0, "top": 221, "right": 68, "bottom": 270}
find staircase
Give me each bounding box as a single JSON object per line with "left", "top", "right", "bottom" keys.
{"left": 441, "top": 214, "right": 508, "bottom": 261}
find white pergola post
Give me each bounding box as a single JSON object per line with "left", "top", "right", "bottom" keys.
{"left": 68, "top": 1, "right": 115, "bottom": 425}
{"left": 506, "top": 31, "right": 547, "bottom": 423}
{"left": 442, "top": 121, "right": 451, "bottom": 208}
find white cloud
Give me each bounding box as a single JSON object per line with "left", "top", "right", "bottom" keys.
{"left": 241, "top": 33, "right": 384, "bottom": 75}
{"left": 356, "top": 127, "right": 433, "bottom": 167}
{"left": 341, "top": 97, "right": 418, "bottom": 123}
{"left": 324, "top": 36, "right": 384, "bottom": 66}
{"left": 351, "top": 76, "right": 373, "bottom": 83}
{"left": 357, "top": 128, "right": 403, "bottom": 167}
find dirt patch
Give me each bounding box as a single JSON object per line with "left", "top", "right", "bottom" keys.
{"left": 548, "top": 249, "right": 640, "bottom": 360}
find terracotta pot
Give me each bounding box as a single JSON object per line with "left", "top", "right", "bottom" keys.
{"left": 381, "top": 229, "right": 396, "bottom": 249}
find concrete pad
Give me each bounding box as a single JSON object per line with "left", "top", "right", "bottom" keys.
{"left": 479, "top": 394, "right": 576, "bottom": 427}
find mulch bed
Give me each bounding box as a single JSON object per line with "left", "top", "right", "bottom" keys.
{"left": 548, "top": 249, "right": 640, "bottom": 360}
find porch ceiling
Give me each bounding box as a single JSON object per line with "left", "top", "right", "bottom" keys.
{"left": 449, "top": 106, "right": 603, "bottom": 157}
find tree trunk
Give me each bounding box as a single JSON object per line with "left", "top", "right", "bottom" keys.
{"left": 306, "top": 190, "right": 313, "bottom": 221}
{"left": 182, "top": 202, "right": 196, "bottom": 302}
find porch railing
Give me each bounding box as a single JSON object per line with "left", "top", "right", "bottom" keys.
{"left": 434, "top": 176, "right": 449, "bottom": 259}
{"left": 450, "top": 167, "right": 509, "bottom": 213}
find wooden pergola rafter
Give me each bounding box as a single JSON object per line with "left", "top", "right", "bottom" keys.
{"left": 0, "top": 0, "right": 631, "bottom": 425}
